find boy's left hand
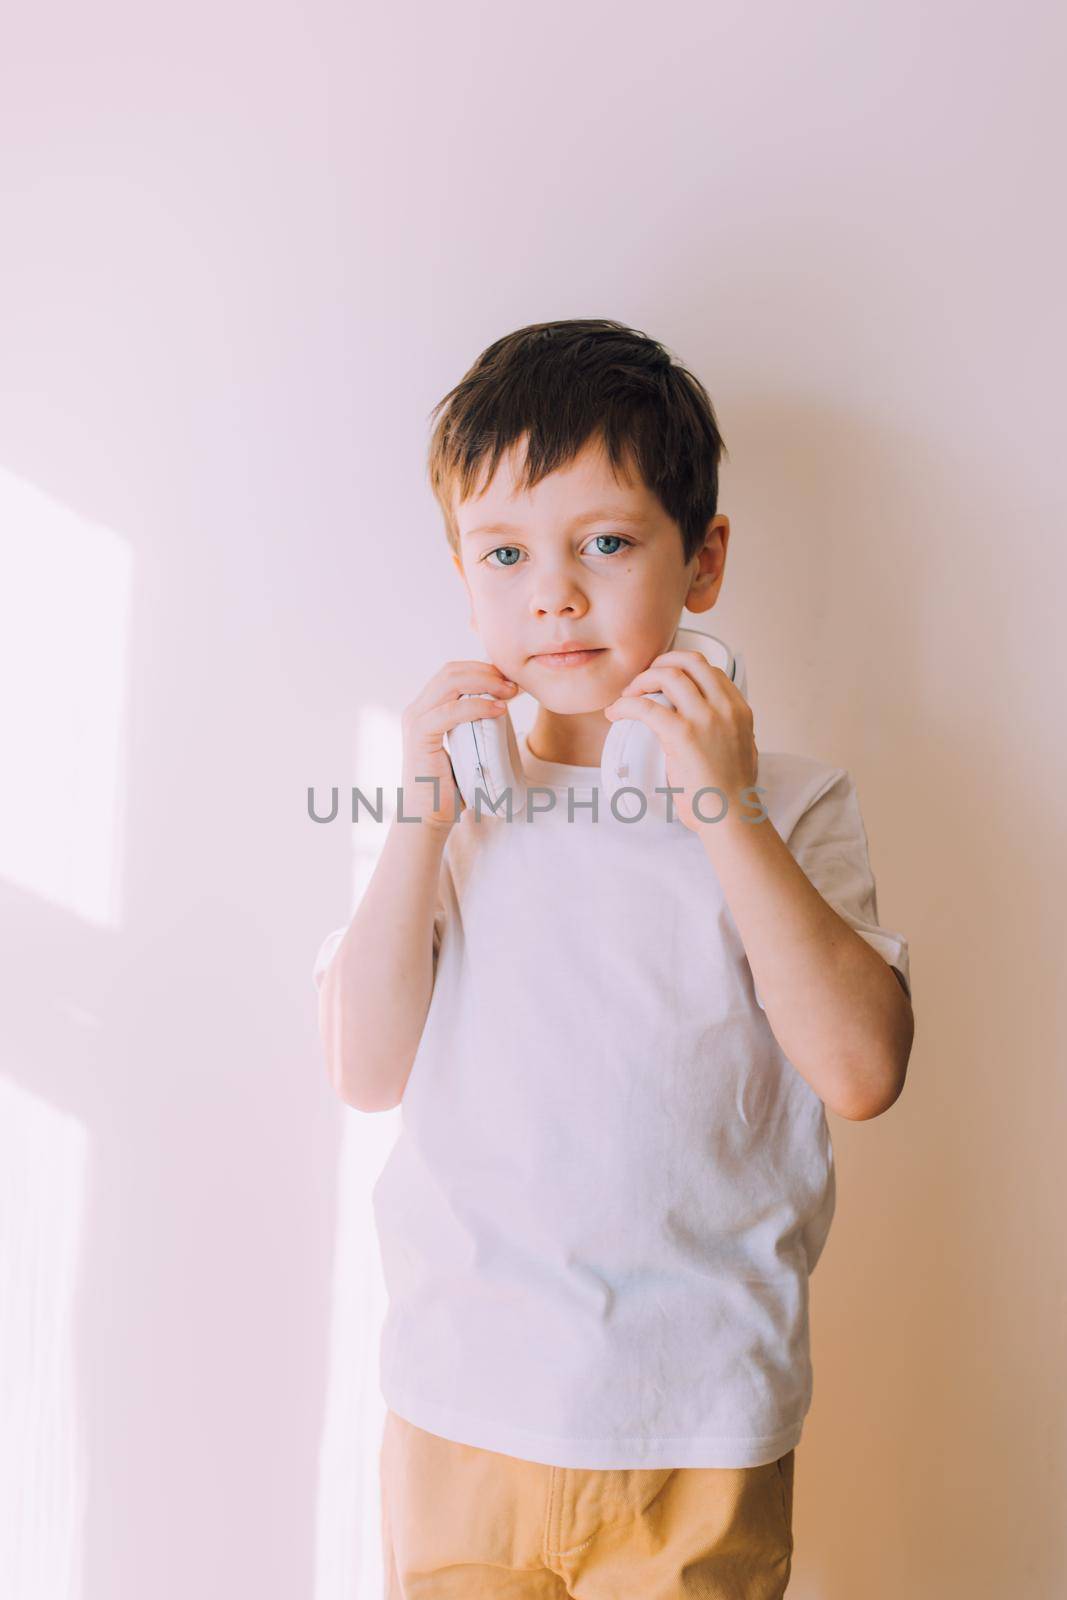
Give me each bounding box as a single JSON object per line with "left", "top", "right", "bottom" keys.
{"left": 604, "top": 649, "right": 758, "bottom": 833}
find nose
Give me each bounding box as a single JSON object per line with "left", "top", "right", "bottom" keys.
{"left": 529, "top": 575, "right": 588, "bottom": 619}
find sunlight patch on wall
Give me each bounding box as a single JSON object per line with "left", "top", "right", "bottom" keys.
{"left": 0, "top": 1076, "right": 90, "bottom": 1600}
{"left": 0, "top": 466, "right": 132, "bottom": 927}
{"left": 314, "top": 705, "right": 402, "bottom": 1600}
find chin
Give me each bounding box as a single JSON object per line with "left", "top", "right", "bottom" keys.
{"left": 536, "top": 690, "right": 610, "bottom": 714}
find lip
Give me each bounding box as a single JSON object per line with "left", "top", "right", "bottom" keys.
{"left": 531, "top": 646, "right": 605, "bottom": 669}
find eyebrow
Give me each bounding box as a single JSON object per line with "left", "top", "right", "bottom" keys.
{"left": 461, "top": 507, "right": 650, "bottom": 540}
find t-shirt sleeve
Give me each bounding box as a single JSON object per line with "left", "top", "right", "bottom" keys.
{"left": 312, "top": 925, "right": 347, "bottom": 994}
{"left": 753, "top": 766, "right": 911, "bottom": 1011}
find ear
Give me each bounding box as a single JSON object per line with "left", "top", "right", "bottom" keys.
{"left": 684, "top": 515, "right": 729, "bottom": 614}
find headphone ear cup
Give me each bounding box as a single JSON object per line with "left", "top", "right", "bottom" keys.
{"left": 443, "top": 696, "right": 526, "bottom": 818}
{"left": 601, "top": 630, "right": 746, "bottom": 822}
{"left": 600, "top": 692, "right": 672, "bottom": 820}
{"left": 495, "top": 705, "right": 528, "bottom": 817}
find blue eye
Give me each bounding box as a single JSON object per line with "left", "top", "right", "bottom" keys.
{"left": 481, "top": 535, "right": 633, "bottom": 567}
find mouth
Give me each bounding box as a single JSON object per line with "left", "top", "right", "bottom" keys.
{"left": 530, "top": 647, "right": 606, "bottom": 669}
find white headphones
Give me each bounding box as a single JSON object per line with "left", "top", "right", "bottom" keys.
{"left": 443, "top": 624, "right": 747, "bottom": 822}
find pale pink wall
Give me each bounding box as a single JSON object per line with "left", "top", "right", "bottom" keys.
{"left": 2, "top": 3, "right": 1063, "bottom": 1596}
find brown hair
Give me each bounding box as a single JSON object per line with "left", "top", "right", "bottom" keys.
{"left": 427, "top": 318, "right": 727, "bottom": 563}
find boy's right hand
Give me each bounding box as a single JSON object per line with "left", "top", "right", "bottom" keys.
{"left": 400, "top": 660, "right": 519, "bottom": 832}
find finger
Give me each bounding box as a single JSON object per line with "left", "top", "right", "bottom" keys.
{"left": 440, "top": 667, "right": 518, "bottom": 698}
{"left": 634, "top": 652, "right": 730, "bottom": 691}
{"left": 614, "top": 664, "right": 712, "bottom": 720}
{"left": 625, "top": 655, "right": 741, "bottom": 716}
{"left": 603, "top": 694, "right": 679, "bottom": 731}
{"left": 419, "top": 696, "right": 510, "bottom": 740}
{"left": 409, "top": 665, "right": 517, "bottom": 717}
{"left": 445, "top": 659, "right": 518, "bottom": 686}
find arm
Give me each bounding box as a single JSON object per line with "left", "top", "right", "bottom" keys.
{"left": 700, "top": 810, "right": 914, "bottom": 1120}
{"left": 316, "top": 656, "right": 519, "bottom": 1112}
{"left": 317, "top": 817, "right": 449, "bottom": 1112}
{"left": 604, "top": 652, "right": 913, "bottom": 1123}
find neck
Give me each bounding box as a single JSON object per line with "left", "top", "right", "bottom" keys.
{"left": 526, "top": 707, "right": 610, "bottom": 767}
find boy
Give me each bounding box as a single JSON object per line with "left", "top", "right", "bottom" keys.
{"left": 314, "top": 319, "right": 914, "bottom": 1597}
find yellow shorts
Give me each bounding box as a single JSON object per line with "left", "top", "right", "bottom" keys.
{"left": 380, "top": 1409, "right": 795, "bottom": 1598}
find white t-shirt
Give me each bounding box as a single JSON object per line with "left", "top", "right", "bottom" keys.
{"left": 312, "top": 733, "right": 911, "bottom": 1469}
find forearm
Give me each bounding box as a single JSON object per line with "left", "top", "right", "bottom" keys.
{"left": 318, "top": 816, "right": 450, "bottom": 1111}
{"left": 700, "top": 810, "right": 914, "bottom": 1120}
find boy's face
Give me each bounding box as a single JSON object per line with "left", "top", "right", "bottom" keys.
{"left": 450, "top": 431, "right": 728, "bottom": 751}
